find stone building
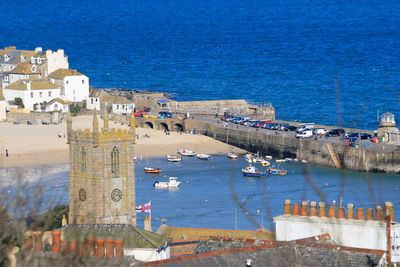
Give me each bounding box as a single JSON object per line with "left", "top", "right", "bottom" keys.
{"left": 68, "top": 110, "right": 136, "bottom": 225}
{"left": 377, "top": 112, "right": 400, "bottom": 144}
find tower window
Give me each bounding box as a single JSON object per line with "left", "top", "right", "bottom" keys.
{"left": 111, "top": 146, "right": 120, "bottom": 175}
{"left": 80, "top": 146, "right": 86, "bottom": 173}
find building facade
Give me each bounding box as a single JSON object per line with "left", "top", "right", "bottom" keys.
{"left": 68, "top": 111, "right": 136, "bottom": 225}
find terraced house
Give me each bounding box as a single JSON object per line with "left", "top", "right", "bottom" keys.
{"left": 0, "top": 46, "right": 88, "bottom": 113}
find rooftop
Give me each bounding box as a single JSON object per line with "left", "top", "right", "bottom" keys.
{"left": 5, "top": 79, "right": 59, "bottom": 91}
{"left": 48, "top": 68, "right": 83, "bottom": 79}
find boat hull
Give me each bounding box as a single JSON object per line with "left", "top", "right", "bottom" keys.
{"left": 242, "top": 171, "right": 266, "bottom": 177}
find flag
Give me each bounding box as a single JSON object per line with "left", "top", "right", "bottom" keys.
{"left": 136, "top": 201, "right": 151, "bottom": 213}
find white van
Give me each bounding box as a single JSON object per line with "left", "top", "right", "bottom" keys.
{"left": 296, "top": 123, "right": 315, "bottom": 133}
{"left": 296, "top": 130, "right": 313, "bottom": 138}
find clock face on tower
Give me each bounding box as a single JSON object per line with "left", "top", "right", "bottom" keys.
{"left": 111, "top": 189, "right": 122, "bottom": 202}
{"left": 79, "top": 188, "right": 87, "bottom": 202}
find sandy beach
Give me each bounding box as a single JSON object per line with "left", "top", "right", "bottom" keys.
{"left": 0, "top": 115, "right": 245, "bottom": 168}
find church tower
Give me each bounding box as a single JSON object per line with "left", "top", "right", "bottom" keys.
{"left": 68, "top": 110, "right": 136, "bottom": 225}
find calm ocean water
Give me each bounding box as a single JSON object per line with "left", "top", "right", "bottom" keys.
{"left": 1, "top": 0, "right": 400, "bottom": 129}
{"left": 5, "top": 157, "right": 400, "bottom": 231}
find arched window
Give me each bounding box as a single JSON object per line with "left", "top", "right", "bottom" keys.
{"left": 111, "top": 146, "right": 120, "bottom": 175}
{"left": 79, "top": 146, "right": 86, "bottom": 173}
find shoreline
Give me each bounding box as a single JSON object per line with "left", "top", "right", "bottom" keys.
{"left": 0, "top": 115, "right": 246, "bottom": 169}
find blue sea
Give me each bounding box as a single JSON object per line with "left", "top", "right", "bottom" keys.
{"left": 1, "top": 0, "right": 400, "bottom": 129}
{"left": 4, "top": 157, "right": 400, "bottom": 231}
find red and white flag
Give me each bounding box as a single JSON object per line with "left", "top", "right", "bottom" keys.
{"left": 136, "top": 201, "right": 151, "bottom": 213}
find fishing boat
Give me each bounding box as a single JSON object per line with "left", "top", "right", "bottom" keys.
{"left": 166, "top": 155, "right": 182, "bottom": 162}
{"left": 178, "top": 149, "right": 196, "bottom": 157}
{"left": 268, "top": 167, "right": 287, "bottom": 176}
{"left": 144, "top": 167, "right": 162, "bottom": 174}
{"left": 227, "top": 152, "right": 239, "bottom": 159}
{"left": 153, "top": 177, "right": 181, "bottom": 189}
{"left": 244, "top": 153, "right": 254, "bottom": 160}
{"left": 242, "top": 165, "right": 266, "bottom": 177}
{"left": 261, "top": 160, "right": 270, "bottom": 167}
{"left": 285, "top": 158, "right": 299, "bottom": 163}
{"left": 275, "top": 159, "right": 286, "bottom": 163}
{"left": 197, "top": 153, "right": 212, "bottom": 160}
{"left": 265, "top": 155, "right": 273, "bottom": 160}
{"left": 246, "top": 157, "right": 257, "bottom": 163}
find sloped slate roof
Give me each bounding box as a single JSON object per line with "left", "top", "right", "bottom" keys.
{"left": 6, "top": 79, "right": 59, "bottom": 90}
{"left": 47, "top": 98, "right": 68, "bottom": 105}
{"left": 9, "top": 64, "right": 41, "bottom": 74}
{"left": 62, "top": 224, "right": 171, "bottom": 249}
{"left": 48, "top": 69, "right": 83, "bottom": 79}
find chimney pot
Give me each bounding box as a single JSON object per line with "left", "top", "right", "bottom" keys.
{"left": 337, "top": 207, "right": 345, "bottom": 219}
{"left": 96, "top": 239, "right": 105, "bottom": 258}
{"left": 293, "top": 204, "right": 300, "bottom": 216}
{"left": 51, "top": 231, "right": 61, "bottom": 254}
{"left": 328, "top": 206, "right": 336, "bottom": 218}
{"left": 310, "top": 201, "right": 317, "bottom": 217}
{"left": 300, "top": 201, "right": 308, "bottom": 216}
{"left": 284, "top": 199, "right": 291, "bottom": 215}
{"left": 385, "top": 202, "right": 394, "bottom": 220}
{"left": 356, "top": 208, "right": 365, "bottom": 220}
{"left": 347, "top": 204, "right": 354, "bottom": 220}
{"left": 366, "top": 208, "right": 374, "bottom": 221}
{"left": 105, "top": 239, "right": 114, "bottom": 259}
{"left": 318, "top": 202, "right": 326, "bottom": 217}
{"left": 376, "top": 206, "right": 384, "bottom": 221}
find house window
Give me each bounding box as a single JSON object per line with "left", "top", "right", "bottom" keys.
{"left": 48, "top": 91, "right": 51, "bottom": 97}
{"left": 79, "top": 146, "right": 86, "bottom": 173}
{"left": 31, "top": 92, "right": 34, "bottom": 98}
{"left": 54, "top": 104, "right": 58, "bottom": 109}
{"left": 82, "top": 80, "right": 85, "bottom": 84}
{"left": 91, "top": 99, "right": 93, "bottom": 104}
{"left": 39, "top": 92, "right": 43, "bottom": 97}
{"left": 73, "top": 89, "right": 75, "bottom": 95}
{"left": 4, "top": 76, "right": 8, "bottom": 81}
{"left": 111, "top": 146, "right": 120, "bottom": 175}
{"left": 66, "top": 81, "right": 69, "bottom": 84}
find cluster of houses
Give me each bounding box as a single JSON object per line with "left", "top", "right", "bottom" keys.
{"left": 0, "top": 46, "right": 90, "bottom": 121}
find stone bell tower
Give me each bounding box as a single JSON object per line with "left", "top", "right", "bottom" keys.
{"left": 68, "top": 110, "right": 136, "bottom": 225}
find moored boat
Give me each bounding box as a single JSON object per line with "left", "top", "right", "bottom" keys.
{"left": 285, "top": 158, "right": 299, "bottom": 163}
{"left": 178, "top": 149, "right": 196, "bottom": 157}
{"left": 242, "top": 165, "right": 266, "bottom": 177}
{"left": 197, "top": 153, "right": 212, "bottom": 160}
{"left": 166, "top": 155, "right": 182, "bottom": 162}
{"left": 227, "top": 152, "right": 239, "bottom": 159}
{"left": 144, "top": 167, "right": 162, "bottom": 174}
{"left": 153, "top": 177, "right": 181, "bottom": 189}
{"left": 268, "top": 167, "right": 287, "bottom": 176}
{"left": 261, "top": 160, "right": 270, "bottom": 167}
{"left": 275, "top": 159, "right": 286, "bottom": 163}
{"left": 265, "top": 155, "right": 273, "bottom": 160}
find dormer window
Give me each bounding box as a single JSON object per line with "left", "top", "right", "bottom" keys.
{"left": 31, "top": 65, "right": 36, "bottom": 72}
{"left": 4, "top": 55, "right": 9, "bottom": 62}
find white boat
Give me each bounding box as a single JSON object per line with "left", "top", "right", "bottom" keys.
{"left": 166, "top": 155, "right": 182, "bottom": 162}
{"left": 178, "top": 149, "right": 196, "bottom": 157}
{"left": 153, "top": 177, "right": 181, "bottom": 189}
{"left": 197, "top": 153, "right": 212, "bottom": 160}
{"left": 246, "top": 157, "right": 257, "bottom": 163}
{"left": 265, "top": 155, "right": 272, "bottom": 160}
{"left": 244, "top": 153, "right": 254, "bottom": 160}
{"left": 276, "top": 159, "right": 286, "bottom": 163}
{"left": 227, "top": 152, "right": 239, "bottom": 159}
{"left": 285, "top": 158, "right": 299, "bottom": 163}
{"left": 242, "top": 165, "right": 266, "bottom": 177}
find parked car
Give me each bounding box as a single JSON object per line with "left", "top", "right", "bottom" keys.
{"left": 296, "top": 130, "right": 313, "bottom": 138}
{"left": 284, "top": 125, "right": 297, "bottom": 131}
{"left": 327, "top": 128, "right": 345, "bottom": 137}
{"left": 277, "top": 123, "right": 289, "bottom": 131}
{"left": 314, "top": 128, "right": 328, "bottom": 135}
{"left": 159, "top": 111, "right": 172, "bottom": 118}
{"left": 296, "top": 124, "right": 315, "bottom": 133}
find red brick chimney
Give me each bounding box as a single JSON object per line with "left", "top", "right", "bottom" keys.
{"left": 309, "top": 201, "right": 317, "bottom": 217}
{"left": 300, "top": 201, "right": 308, "bottom": 216}
{"left": 366, "top": 208, "right": 374, "bottom": 221}
{"left": 376, "top": 206, "right": 383, "bottom": 221}
{"left": 328, "top": 206, "right": 336, "bottom": 218}
{"left": 337, "top": 207, "right": 345, "bottom": 219}
{"left": 293, "top": 204, "right": 300, "bottom": 216}
{"left": 356, "top": 208, "right": 365, "bottom": 220}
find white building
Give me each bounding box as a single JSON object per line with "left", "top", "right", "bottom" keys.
{"left": 5, "top": 64, "right": 42, "bottom": 87}
{"left": 43, "top": 49, "right": 69, "bottom": 76}
{"left": 48, "top": 69, "right": 89, "bottom": 102}
{"left": 112, "top": 101, "right": 135, "bottom": 115}
{"left": 46, "top": 98, "right": 69, "bottom": 113}
{"left": 4, "top": 80, "right": 60, "bottom": 111}
{"left": 0, "top": 88, "right": 6, "bottom": 121}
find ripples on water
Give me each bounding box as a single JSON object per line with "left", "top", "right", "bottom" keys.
{"left": 1, "top": 0, "right": 400, "bottom": 129}
{"left": 4, "top": 156, "right": 400, "bottom": 231}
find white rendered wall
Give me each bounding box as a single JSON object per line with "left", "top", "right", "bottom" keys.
{"left": 45, "top": 49, "right": 69, "bottom": 76}
{"left": 46, "top": 102, "right": 68, "bottom": 113}
{"left": 86, "top": 97, "right": 100, "bottom": 110}
{"left": 4, "top": 88, "right": 60, "bottom": 110}
{"left": 124, "top": 246, "right": 170, "bottom": 262}
{"left": 63, "top": 75, "right": 89, "bottom": 102}
{"left": 0, "top": 100, "right": 6, "bottom": 121}
{"left": 274, "top": 215, "right": 387, "bottom": 250}
{"left": 112, "top": 103, "right": 134, "bottom": 115}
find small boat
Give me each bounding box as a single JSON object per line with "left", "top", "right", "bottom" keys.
{"left": 144, "top": 167, "right": 162, "bottom": 174}
{"left": 261, "top": 160, "right": 270, "bottom": 167}
{"left": 242, "top": 165, "right": 267, "bottom": 177}
{"left": 301, "top": 160, "right": 308, "bottom": 164}
{"left": 244, "top": 154, "right": 254, "bottom": 160}
{"left": 197, "top": 153, "right": 212, "bottom": 160}
{"left": 227, "top": 152, "right": 239, "bottom": 160}
{"left": 246, "top": 157, "right": 257, "bottom": 163}
{"left": 286, "top": 158, "right": 299, "bottom": 163}
{"left": 178, "top": 149, "right": 196, "bottom": 157}
{"left": 153, "top": 177, "right": 181, "bottom": 189}
{"left": 268, "top": 167, "right": 287, "bottom": 176}
{"left": 166, "top": 155, "right": 182, "bottom": 162}
{"left": 275, "top": 159, "right": 286, "bottom": 163}
{"left": 265, "top": 155, "right": 273, "bottom": 160}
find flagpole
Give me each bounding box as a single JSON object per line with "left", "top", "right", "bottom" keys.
{"left": 235, "top": 208, "right": 237, "bottom": 230}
